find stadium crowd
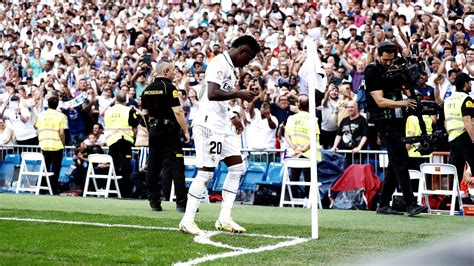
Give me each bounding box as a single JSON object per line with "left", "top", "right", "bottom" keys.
{"left": 0, "top": 1, "right": 474, "bottom": 197}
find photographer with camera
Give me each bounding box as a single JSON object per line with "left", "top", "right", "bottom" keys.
{"left": 365, "top": 41, "right": 427, "bottom": 216}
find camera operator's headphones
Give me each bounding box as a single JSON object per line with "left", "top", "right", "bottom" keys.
{"left": 374, "top": 41, "right": 397, "bottom": 67}
{"left": 377, "top": 41, "right": 397, "bottom": 56}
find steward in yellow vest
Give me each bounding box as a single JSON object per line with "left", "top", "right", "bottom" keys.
{"left": 443, "top": 73, "right": 474, "bottom": 185}
{"left": 104, "top": 103, "right": 135, "bottom": 147}
{"left": 284, "top": 95, "right": 320, "bottom": 199}
{"left": 104, "top": 92, "right": 139, "bottom": 197}
{"left": 35, "top": 96, "right": 67, "bottom": 195}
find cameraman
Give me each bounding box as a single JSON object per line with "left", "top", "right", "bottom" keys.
{"left": 364, "top": 42, "right": 426, "bottom": 216}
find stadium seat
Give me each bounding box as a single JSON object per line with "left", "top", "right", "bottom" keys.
{"left": 420, "top": 163, "right": 464, "bottom": 216}
{"left": 58, "top": 157, "right": 75, "bottom": 184}
{"left": 0, "top": 154, "right": 21, "bottom": 191}
{"left": 16, "top": 152, "right": 53, "bottom": 195}
{"left": 83, "top": 154, "right": 122, "bottom": 198}
{"left": 258, "top": 162, "right": 284, "bottom": 186}
{"left": 279, "top": 158, "right": 322, "bottom": 209}
{"left": 240, "top": 162, "right": 268, "bottom": 191}
{"left": 392, "top": 170, "right": 423, "bottom": 205}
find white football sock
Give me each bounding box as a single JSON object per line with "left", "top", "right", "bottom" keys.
{"left": 182, "top": 171, "right": 213, "bottom": 222}
{"left": 219, "top": 164, "right": 243, "bottom": 220}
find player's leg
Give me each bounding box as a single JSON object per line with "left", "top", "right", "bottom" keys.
{"left": 179, "top": 126, "right": 221, "bottom": 236}
{"left": 215, "top": 133, "right": 246, "bottom": 233}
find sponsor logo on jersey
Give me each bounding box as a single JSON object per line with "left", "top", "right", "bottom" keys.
{"left": 172, "top": 90, "right": 179, "bottom": 98}
{"left": 223, "top": 83, "right": 232, "bottom": 92}
{"left": 216, "top": 71, "right": 223, "bottom": 79}
{"left": 466, "top": 100, "right": 473, "bottom": 108}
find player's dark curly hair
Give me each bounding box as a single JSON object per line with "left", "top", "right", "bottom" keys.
{"left": 231, "top": 35, "right": 260, "bottom": 53}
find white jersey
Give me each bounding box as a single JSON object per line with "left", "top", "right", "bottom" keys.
{"left": 193, "top": 51, "right": 236, "bottom": 133}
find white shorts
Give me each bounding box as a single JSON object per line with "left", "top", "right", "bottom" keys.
{"left": 193, "top": 125, "right": 241, "bottom": 168}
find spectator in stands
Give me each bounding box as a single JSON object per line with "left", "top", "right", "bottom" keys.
{"left": 1, "top": 95, "right": 38, "bottom": 145}
{"left": 0, "top": 116, "right": 13, "bottom": 145}
{"left": 267, "top": 92, "right": 295, "bottom": 127}
{"left": 72, "top": 133, "right": 105, "bottom": 191}
{"left": 64, "top": 105, "right": 87, "bottom": 146}
{"left": 319, "top": 84, "right": 340, "bottom": 149}
{"left": 97, "top": 87, "right": 115, "bottom": 127}
{"left": 249, "top": 100, "right": 277, "bottom": 141}
{"left": 36, "top": 96, "right": 67, "bottom": 195}
{"left": 331, "top": 100, "right": 368, "bottom": 155}
{"left": 414, "top": 72, "right": 436, "bottom": 101}
{"left": 89, "top": 123, "right": 106, "bottom": 147}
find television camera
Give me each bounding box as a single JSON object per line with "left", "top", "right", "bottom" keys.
{"left": 383, "top": 56, "right": 447, "bottom": 155}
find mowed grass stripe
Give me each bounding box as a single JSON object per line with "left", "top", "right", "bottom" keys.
{"left": 0, "top": 218, "right": 227, "bottom": 264}
{"left": 0, "top": 194, "right": 473, "bottom": 265}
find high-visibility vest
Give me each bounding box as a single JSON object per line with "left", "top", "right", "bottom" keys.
{"left": 36, "top": 109, "right": 67, "bottom": 151}
{"left": 285, "top": 111, "right": 321, "bottom": 160}
{"left": 104, "top": 104, "right": 134, "bottom": 146}
{"left": 444, "top": 91, "right": 469, "bottom": 141}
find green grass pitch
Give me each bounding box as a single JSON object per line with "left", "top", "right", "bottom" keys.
{"left": 0, "top": 193, "right": 472, "bottom": 265}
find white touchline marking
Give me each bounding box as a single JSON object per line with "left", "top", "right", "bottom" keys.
{"left": 194, "top": 231, "right": 247, "bottom": 251}
{"left": 174, "top": 237, "right": 310, "bottom": 266}
{"left": 0, "top": 217, "right": 180, "bottom": 231}
{"left": 0, "top": 217, "right": 311, "bottom": 265}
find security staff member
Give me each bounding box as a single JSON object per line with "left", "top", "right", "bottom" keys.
{"left": 365, "top": 41, "right": 426, "bottom": 216}
{"left": 104, "top": 91, "right": 139, "bottom": 198}
{"left": 36, "top": 96, "right": 67, "bottom": 195}
{"left": 141, "top": 59, "right": 190, "bottom": 212}
{"left": 284, "top": 95, "right": 321, "bottom": 199}
{"left": 444, "top": 73, "right": 474, "bottom": 185}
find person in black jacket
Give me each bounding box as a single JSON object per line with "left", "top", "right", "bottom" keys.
{"left": 141, "top": 59, "right": 190, "bottom": 212}
{"left": 364, "top": 41, "right": 427, "bottom": 216}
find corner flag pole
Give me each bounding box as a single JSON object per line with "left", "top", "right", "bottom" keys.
{"left": 306, "top": 40, "right": 321, "bottom": 239}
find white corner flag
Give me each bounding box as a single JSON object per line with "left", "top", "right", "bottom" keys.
{"left": 299, "top": 40, "right": 326, "bottom": 239}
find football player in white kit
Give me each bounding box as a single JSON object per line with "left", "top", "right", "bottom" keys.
{"left": 179, "top": 35, "right": 260, "bottom": 237}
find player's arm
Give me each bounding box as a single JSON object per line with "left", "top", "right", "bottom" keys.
{"left": 208, "top": 82, "right": 256, "bottom": 102}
